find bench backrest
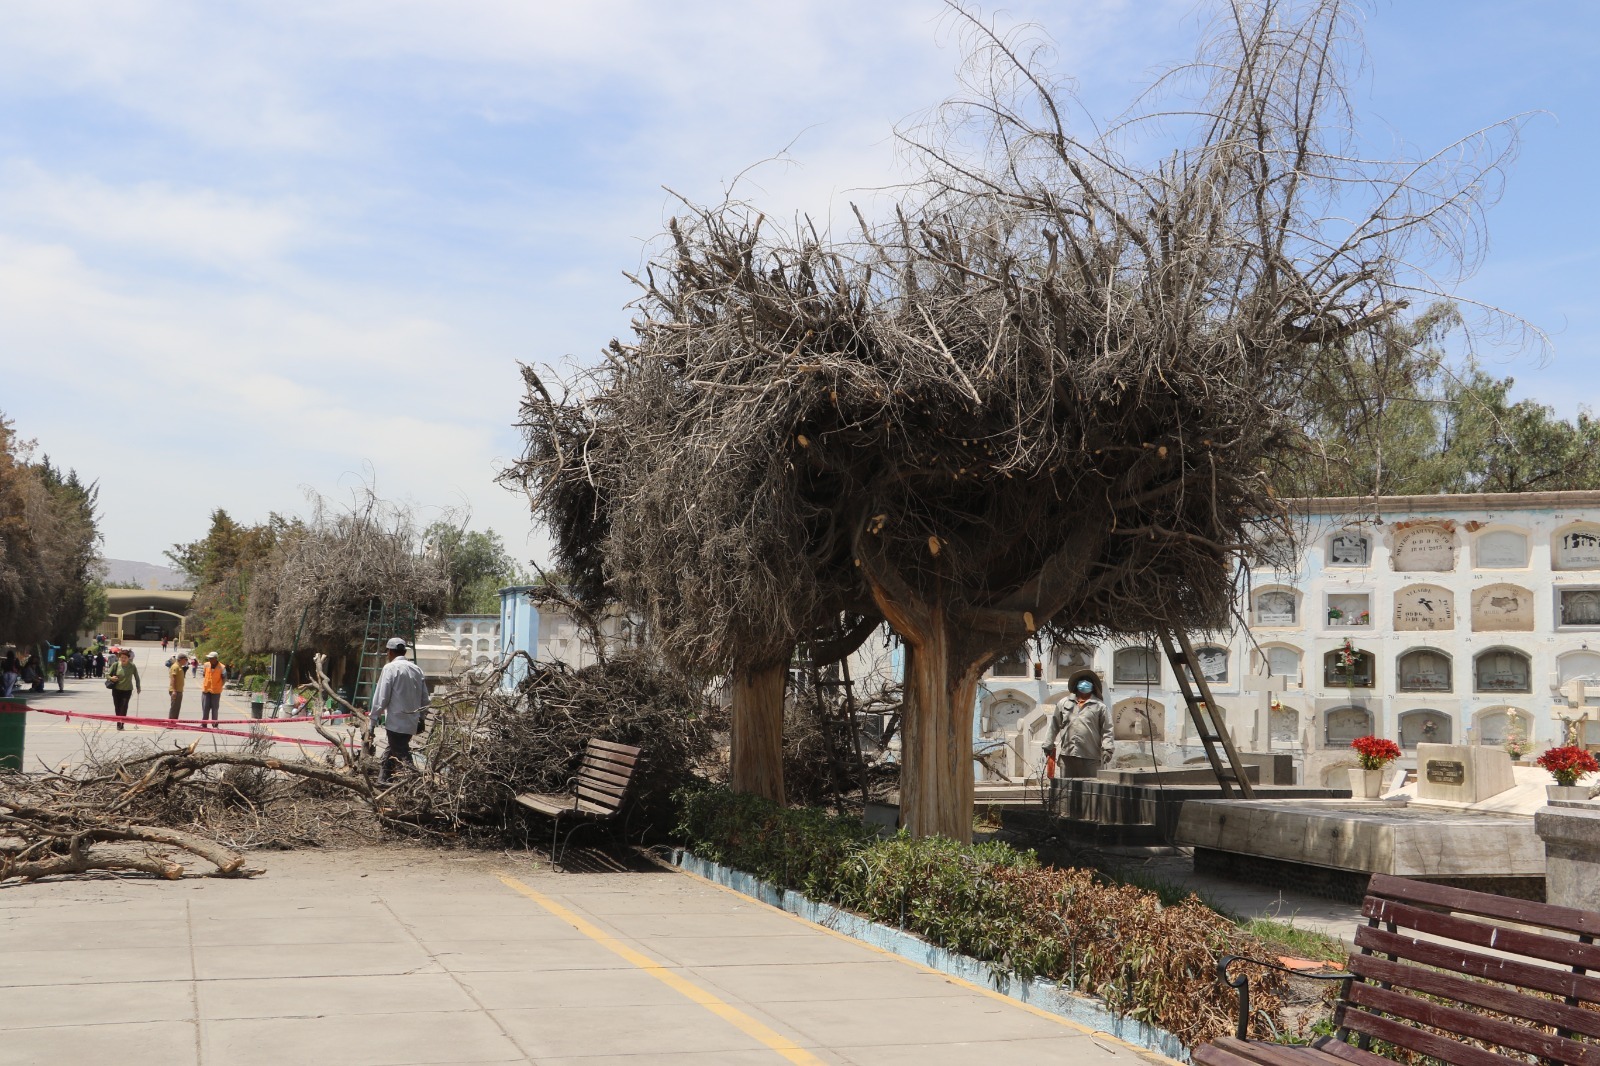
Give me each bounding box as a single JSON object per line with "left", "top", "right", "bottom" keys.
{"left": 1341, "top": 873, "right": 1600, "bottom": 1066}
{"left": 574, "top": 739, "right": 642, "bottom": 815}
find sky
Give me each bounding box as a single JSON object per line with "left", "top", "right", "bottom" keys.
{"left": 1, "top": 1, "right": 1596, "bottom": 568}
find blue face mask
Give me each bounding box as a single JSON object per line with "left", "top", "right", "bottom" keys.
{"left": 1074, "top": 680, "right": 1094, "bottom": 696}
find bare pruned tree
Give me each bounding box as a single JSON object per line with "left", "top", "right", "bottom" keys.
{"left": 508, "top": 0, "right": 1522, "bottom": 839}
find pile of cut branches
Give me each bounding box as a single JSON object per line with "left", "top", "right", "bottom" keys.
{"left": 2, "top": 650, "right": 723, "bottom": 883}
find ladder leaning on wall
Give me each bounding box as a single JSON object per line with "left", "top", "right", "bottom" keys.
{"left": 1157, "top": 629, "right": 1256, "bottom": 798}
{"left": 352, "top": 598, "right": 419, "bottom": 711}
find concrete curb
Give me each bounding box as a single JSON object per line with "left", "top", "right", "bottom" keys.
{"left": 673, "top": 849, "right": 1190, "bottom": 1062}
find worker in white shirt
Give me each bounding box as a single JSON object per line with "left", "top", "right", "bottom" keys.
{"left": 371, "top": 637, "right": 430, "bottom": 784}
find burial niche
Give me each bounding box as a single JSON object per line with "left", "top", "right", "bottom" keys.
{"left": 1558, "top": 650, "right": 1600, "bottom": 686}
{"left": 1393, "top": 585, "right": 1454, "bottom": 631}
{"left": 1261, "top": 645, "right": 1301, "bottom": 684}
{"left": 1555, "top": 524, "right": 1600, "bottom": 570}
{"left": 1391, "top": 524, "right": 1456, "bottom": 572}
{"left": 1399, "top": 709, "right": 1452, "bottom": 749}
{"left": 1324, "top": 647, "right": 1375, "bottom": 688}
{"left": 991, "top": 648, "right": 1029, "bottom": 677}
{"left": 1475, "top": 530, "right": 1528, "bottom": 569}
{"left": 1559, "top": 589, "right": 1600, "bottom": 628}
{"left": 1052, "top": 644, "right": 1094, "bottom": 681}
{"left": 1326, "top": 531, "right": 1370, "bottom": 567}
{"left": 1113, "top": 646, "right": 1160, "bottom": 685}
{"left": 1179, "top": 645, "right": 1229, "bottom": 685}
{"left": 1324, "top": 706, "right": 1375, "bottom": 747}
{"left": 1396, "top": 648, "right": 1452, "bottom": 693}
{"left": 1474, "top": 707, "right": 1531, "bottom": 748}
{"left": 1253, "top": 588, "right": 1298, "bottom": 626}
{"left": 1269, "top": 702, "right": 1300, "bottom": 746}
{"left": 1471, "top": 583, "right": 1535, "bottom": 632}
{"left": 1112, "top": 698, "right": 1165, "bottom": 741}
{"left": 984, "top": 696, "right": 1032, "bottom": 733}
{"left": 1473, "top": 648, "right": 1531, "bottom": 693}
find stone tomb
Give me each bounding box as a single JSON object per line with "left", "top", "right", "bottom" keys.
{"left": 1414, "top": 743, "right": 1516, "bottom": 805}
{"left": 1176, "top": 799, "right": 1544, "bottom": 893}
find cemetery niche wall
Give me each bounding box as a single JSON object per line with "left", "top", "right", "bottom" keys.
{"left": 967, "top": 492, "right": 1600, "bottom": 789}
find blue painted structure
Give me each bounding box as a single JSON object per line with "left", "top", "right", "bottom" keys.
{"left": 498, "top": 585, "right": 540, "bottom": 692}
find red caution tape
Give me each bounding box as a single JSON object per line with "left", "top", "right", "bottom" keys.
{"left": 23, "top": 705, "right": 354, "bottom": 748}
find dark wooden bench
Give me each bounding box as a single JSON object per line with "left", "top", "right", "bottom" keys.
{"left": 514, "top": 739, "right": 642, "bottom": 865}
{"left": 1196, "top": 872, "right": 1600, "bottom": 1066}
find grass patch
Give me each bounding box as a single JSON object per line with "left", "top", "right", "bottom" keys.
{"left": 1238, "top": 917, "right": 1347, "bottom": 963}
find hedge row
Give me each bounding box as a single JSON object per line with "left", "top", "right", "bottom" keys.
{"left": 675, "top": 785, "right": 1293, "bottom": 1049}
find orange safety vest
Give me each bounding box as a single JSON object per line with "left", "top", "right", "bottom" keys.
{"left": 202, "top": 663, "right": 225, "bottom": 694}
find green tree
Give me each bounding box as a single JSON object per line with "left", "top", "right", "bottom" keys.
{"left": 1289, "top": 305, "right": 1456, "bottom": 498}
{"left": 1435, "top": 372, "right": 1600, "bottom": 493}
{"left": 423, "top": 521, "right": 520, "bottom": 614}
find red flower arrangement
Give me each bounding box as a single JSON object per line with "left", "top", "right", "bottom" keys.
{"left": 1536, "top": 745, "right": 1600, "bottom": 787}
{"left": 1351, "top": 735, "right": 1401, "bottom": 770}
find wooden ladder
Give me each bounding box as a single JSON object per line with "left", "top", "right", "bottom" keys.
{"left": 1158, "top": 629, "right": 1255, "bottom": 798}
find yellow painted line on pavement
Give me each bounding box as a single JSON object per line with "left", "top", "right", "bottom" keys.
{"left": 495, "top": 873, "right": 826, "bottom": 1066}
{"left": 672, "top": 863, "right": 1178, "bottom": 1064}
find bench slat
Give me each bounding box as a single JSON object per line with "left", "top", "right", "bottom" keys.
{"left": 1194, "top": 1040, "right": 1303, "bottom": 1066}
{"left": 1349, "top": 952, "right": 1600, "bottom": 1038}
{"left": 1204, "top": 1037, "right": 1344, "bottom": 1066}
{"left": 1306, "top": 1037, "right": 1395, "bottom": 1066}
{"left": 583, "top": 743, "right": 639, "bottom": 762}
{"left": 575, "top": 764, "right": 633, "bottom": 790}
{"left": 587, "top": 739, "right": 641, "bottom": 757}
{"left": 575, "top": 785, "right": 626, "bottom": 812}
{"left": 580, "top": 756, "right": 639, "bottom": 779}
{"left": 1336, "top": 1005, "right": 1527, "bottom": 1066}
{"left": 573, "top": 774, "right": 628, "bottom": 798}
{"left": 1363, "top": 897, "right": 1600, "bottom": 971}
{"left": 1354, "top": 925, "right": 1600, "bottom": 1004}
{"left": 1346, "top": 983, "right": 1600, "bottom": 1066}
{"left": 1367, "top": 872, "right": 1600, "bottom": 938}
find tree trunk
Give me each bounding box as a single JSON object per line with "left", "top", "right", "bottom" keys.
{"left": 898, "top": 606, "right": 980, "bottom": 843}
{"left": 730, "top": 662, "right": 786, "bottom": 804}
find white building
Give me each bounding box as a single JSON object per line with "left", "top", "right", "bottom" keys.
{"left": 442, "top": 614, "right": 501, "bottom": 670}
{"left": 975, "top": 491, "right": 1600, "bottom": 786}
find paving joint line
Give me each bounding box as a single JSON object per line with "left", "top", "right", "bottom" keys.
{"left": 376, "top": 894, "right": 536, "bottom": 1063}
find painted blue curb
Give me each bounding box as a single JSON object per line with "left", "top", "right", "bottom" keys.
{"left": 673, "top": 849, "right": 1189, "bottom": 1062}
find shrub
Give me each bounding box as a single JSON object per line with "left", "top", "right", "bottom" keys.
{"left": 675, "top": 785, "right": 1290, "bottom": 1048}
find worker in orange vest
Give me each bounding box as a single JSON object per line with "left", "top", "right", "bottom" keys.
{"left": 200, "top": 652, "right": 226, "bottom": 728}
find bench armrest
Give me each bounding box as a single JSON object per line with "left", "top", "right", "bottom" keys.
{"left": 1217, "top": 954, "right": 1353, "bottom": 1041}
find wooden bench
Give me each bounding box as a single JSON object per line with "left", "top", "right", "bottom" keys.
{"left": 514, "top": 739, "right": 642, "bottom": 865}
{"left": 1196, "top": 873, "right": 1600, "bottom": 1066}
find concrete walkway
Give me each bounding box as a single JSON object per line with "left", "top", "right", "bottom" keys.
{"left": 0, "top": 847, "right": 1173, "bottom": 1066}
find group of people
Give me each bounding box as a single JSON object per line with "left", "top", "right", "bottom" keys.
{"left": 62, "top": 649, "right": 109, "bottom": 680}
{"left": 104, "top": 648, "right": 228, "bottom": 730}
{"left": 91, "top": 633, "right": 430, "bottom": 787}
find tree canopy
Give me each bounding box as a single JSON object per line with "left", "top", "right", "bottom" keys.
{"left": 0, "top": 416, "right": 104, "bottom": 647}
{"left": 422, "top": 521, "right": 521, "bottom": 615}
{"left": 508, "top": 0, "right": 1525, "bottom": 838}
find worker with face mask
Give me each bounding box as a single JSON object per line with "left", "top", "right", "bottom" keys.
{"left": 1044, "top": 671, "right": 1114, "bottom": 778}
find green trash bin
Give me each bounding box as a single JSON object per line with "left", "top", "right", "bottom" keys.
{"left": 0, "top": 701, "right": 25, "bottom": 772}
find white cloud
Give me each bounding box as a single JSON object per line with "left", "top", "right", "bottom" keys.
{"left": 0, "top": 162, "right": 310, "bottom": 271}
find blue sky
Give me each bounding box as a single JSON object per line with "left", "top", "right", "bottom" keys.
{"left": 1, "top": 1, "right": 1595, "bottom": 566}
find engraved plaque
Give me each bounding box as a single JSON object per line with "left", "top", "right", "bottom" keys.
{"left": 1425, "top": 760, "right": 1465, "bottom": 785}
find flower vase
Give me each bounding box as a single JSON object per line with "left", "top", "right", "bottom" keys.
{"left": 1547, "top": 784, "right": 1590, "bottom": 803}
{"left": 1349, "top": 768, "right": 1385, "bottom": 799}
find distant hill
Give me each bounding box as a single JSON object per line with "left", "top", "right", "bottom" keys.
{"left": 103, "top": 558, "right": 191, "bottom": 590}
